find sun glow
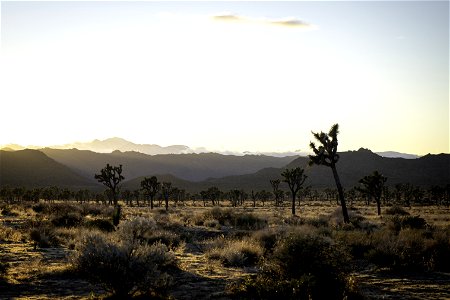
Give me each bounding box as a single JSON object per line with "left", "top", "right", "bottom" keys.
{"left": 1, "top": 2, "right": 448, "bottom": 155}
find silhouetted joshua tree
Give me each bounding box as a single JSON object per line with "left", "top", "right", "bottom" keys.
{"left": 309, "top": 123, "right": 350, "bottom": 223}
{"left": 358, "top": 171, "right": 387, "bottom": 215}
{"left": 140, "top": 176, "right": 160, "bottom": 209}
{"left": 270, "top": 179, "right": 283, "bottom": 207}
{"left": 161, "top": 182, "right": 172, "bottom": 211}
{"left": 94, "top": 164, "right": 124, "bottom": 206}
{"left": 281, "top": 167, "right": 308, "bottom": 215}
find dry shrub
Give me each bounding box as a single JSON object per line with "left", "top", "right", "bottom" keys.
{"left": 385, "top": 205, "right": 410, "bottom": 216}
{"left": 83, "top": 218, "right": 115, "bottom": 232}
{"left": 196, "top": 207, "right": 267, "bottom": 230}
{"left": 29, "top": 227, "right": 59, "bottom": 248}
{"left": 233, "top": 227, "right": 357, "bottom": 299}
{"left": 0, "top": 224, "right": 23, "bottom": 242}
{"left": 72, "top": 218, "right": 176, "bottom": 298}
{"left": 206, "top": 236, "right": 264, "bottom": 267}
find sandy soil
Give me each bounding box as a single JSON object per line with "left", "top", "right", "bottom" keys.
{"left": 1, "top": 204, "right": 450, "bottom": 299}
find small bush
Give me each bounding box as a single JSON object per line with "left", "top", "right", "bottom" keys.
{"left": 117, "top": 217, "right": 156, "bottom": 243}
{"left": 198, "top": 208, "right": 267, "bottom": 230}
{"left": 143, "top": 229, "right": 182, "bottom": 249}
{"left": 387, "top": 215, "right": 427, "bottom": 232}
{"left": 29, "top": 227, "right": 58, "bottom": 249}
{"left": 0, "top": 224, "right": 23, "bottom": 242}
{"left": 385, "top": 205, "right": 410, "bottom": 216}
{"left": 204, "top": 219, "right": 221, "bottom": 229}
{"left": 83, "top": 218, "right": 115, "bottom": 232}
{"left": 72, "top": 230, "right": 176, "bottom": 298}
{"left": 51, "top": 212, "right": 83, "bottom": 227}
{"left": 207, "top": 237, "right": 263, "bottom": 267}
{"left": 234, "top": 228, "right": 355, "bottom": 299}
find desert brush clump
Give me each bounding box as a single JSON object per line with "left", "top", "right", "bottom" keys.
{"left": 0, "top": 224, "right": 24, "bottom": 243}
{"left": 206, "top": 236, "right": 264, "bottom": 267}
{"left": 196, "top": 207, "right": 267, "bottom": 230}
{"left": 232, "top": 227, "right": 357, "bottom": 299}
{"left": 72, "top": 217, "right": 176, "bottom": 298}
{"left": 385, "top": 205, "right": 410, "bottom": 216}
{"left": 29, "top": 227, "right": 59, "bottom": 249}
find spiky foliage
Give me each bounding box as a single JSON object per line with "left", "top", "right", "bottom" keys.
{"left": 281, "top": 167, "right": 308, "bottom": 215}
{"left": 94, "top": 164, "right": 124, "bottom": 206}
{"left": 309, "top": 124, "right": 349, "bottom": 223}
{"left": 358, "top": 171, "right": 387, "bottom": 215}
{"left": 141, "top": 176, "right": 161, "bottom": 209}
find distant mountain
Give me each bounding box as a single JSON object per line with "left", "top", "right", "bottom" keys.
{"left": 2, "top": 137, "right": 422, "bottom": 159}
{"left": 0, "top": 150, "right": 99, "bottom": 188}
{"left": 375, "top": 151, "right": 419, "bottom": 159}
{"left": 39, "top": 148, "right": 298, "bottom": 182}
{"left": 51, "top": 137, "right": 191, "bottom": 155}
{"left": 122, "top": 149, "right": 449, "bottom": 192}
{"left": 1, "top": 148, "right": 448, "bottom": 191}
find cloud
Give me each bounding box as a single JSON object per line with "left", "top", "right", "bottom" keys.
{"left": 212, "top": 13, "right": 315, "bottom": 29}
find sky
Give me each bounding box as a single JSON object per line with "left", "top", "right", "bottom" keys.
{"left": 0, "top": 1, "right": 448, "bottom": 155}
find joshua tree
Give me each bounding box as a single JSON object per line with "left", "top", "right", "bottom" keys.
{"left": 95, "top": 164, "right": 124, "bottom": 206}
{"left": 281, "top": 167, "right": 308, "bottom": 215}
{"left": 207, "top": 186, "right": 221, "bottom": 206}
{"left": 161, "top": 182, "right": 172, "bottom": 211}
{"left": 358, "top": 171, "right": 387, "bottom": 215}
{"left": 270, "top": 179, "right": 283, "bottom": 207}
{"left": 309, "top": 123, "right": 349, "bottom": 223}
{"left": 140, "top": 176, "right": 160, "bottom": 209}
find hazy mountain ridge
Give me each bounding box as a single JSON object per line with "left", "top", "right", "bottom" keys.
{"left": 0, "top": 150, "right": 99, "bottom": 188}
{"left": 123, "top": 149, "right": 449, "bottom": 192}
{"left": 1, "top": 148, "right": 448, "bottom": 191}
{"left": 1, "top": 137, "right": 420, "bottom": 159}
{"left": 39, "top": 148, "right": 298, "bottom": 182}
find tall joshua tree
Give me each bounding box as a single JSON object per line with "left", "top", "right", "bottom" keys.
{"left": 270, "top": 179, "right": 283, "bottom": 207}
{"left": 281, "top": 167, "right": 308, "bottom": 215}
{"left": 358, "top": 171, "right": 387, "bottom": 215}
{"left": 161, "top": 182, "right": 172, "bottom": 211}
{"left": 309, "top": 124, "right": 350, "bottom": 223}
{"left": 95, "top": 164, "right": 124, "bottom": 206}
{"left": 140, "top": 176, "right": 160, "bottom": 209}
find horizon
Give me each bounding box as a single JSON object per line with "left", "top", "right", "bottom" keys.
{"left": 1, "top": 1, "right": 448, "bottom": 156}
{"left": 0, "top": 135, "right": 435, "bottom": 157}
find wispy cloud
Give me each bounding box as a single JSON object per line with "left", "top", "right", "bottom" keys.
{"left": 212, "top": 13, "right": 316, "bottom": 29}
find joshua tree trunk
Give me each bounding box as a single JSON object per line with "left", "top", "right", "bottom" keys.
{"left": 375, "top": 197, "right": 381, "bottom": 215}
{"left": 291, "top": 192, "right": 296, "bottom": 215}
{"left": 331, "top": 164, "right": 350, "bottom": 223}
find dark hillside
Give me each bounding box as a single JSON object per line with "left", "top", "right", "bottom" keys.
{"left": 0, "top": 149, "right": 99, "bottom": 188}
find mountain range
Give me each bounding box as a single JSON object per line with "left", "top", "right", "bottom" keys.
{"left": 1, "top": 147, "right": 448, "bottom": 192}
{"left": 1, "top": 137, "right": 420, "bottom": 159}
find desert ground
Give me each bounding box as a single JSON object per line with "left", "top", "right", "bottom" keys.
{"left": 1, "top": 200, "right": 450, "bottom": 299}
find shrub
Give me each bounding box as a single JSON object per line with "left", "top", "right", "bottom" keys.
{"left": 234, "top": 228, "right": 355, "bottom": 299}
{"left": 204, "top": 219, "right": 221, "bottom": 229}
{"left": 117, "top": 217, "right": 156, "bottom": 243}
{"left": 426, "top": 227, "right": 450, "bottom": 271}
{"left": 207, "top": 237, "right": 264, "bottom": 267}
{"left": 83, "top": 218, "right": 115, "bottom": 232}
{"left": 51, "top": 212, "right": 83, "bottom": 228}
{"left": 72, "top": 230, "right": 176, "bottom": 298}
{"left": 29, "top": 227, "right": 58, "bottom": 249}
{"left": 142, "top": 229, "right": 182, "bottom": 249}
{"left": 198, "top": 208, "right": 267, "bottom": 230}
{"left": 252, "top": 228, "right": 283, "bottom": 255}
{"left": 0, "top": 224, "right": 23, "bottom": 242}
{"left": 385, "top": 205, "right": 410, "bottom": 216}
{"left": 387, "top": 215, "right": 427, "bottom": 232}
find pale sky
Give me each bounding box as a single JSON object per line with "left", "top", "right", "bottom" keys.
{"left": 1, "top": 1, "right": 448, "bottom": 155}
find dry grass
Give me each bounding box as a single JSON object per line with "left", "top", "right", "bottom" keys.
{"left": 1, "top": 201, "right": 450, "bottom": 299}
